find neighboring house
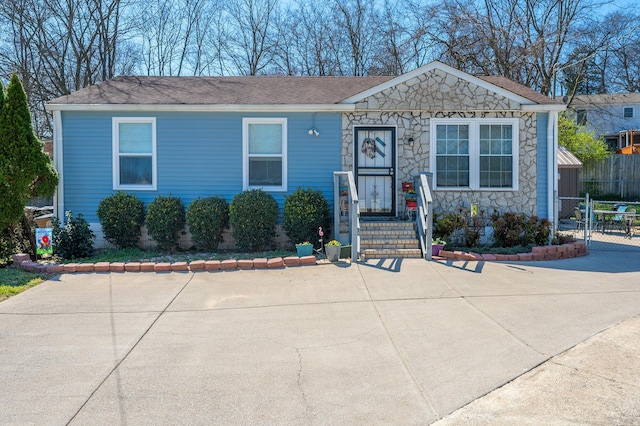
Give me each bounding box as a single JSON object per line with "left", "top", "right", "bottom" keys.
{"left": 45, "top": 61, "right": 564, "bottom": 249}
{"left": 570, "top": 93, "right": 640, "bottom": 150}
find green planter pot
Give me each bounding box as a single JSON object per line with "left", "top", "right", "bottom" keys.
{"left": 340, "top": 245, "right": 352, "bottom": 259}
{"left": 325, "top": 245, "right": 341, "bottom": 262}
{"left": 296, "top": 244, "right": 313, "bottom": 257}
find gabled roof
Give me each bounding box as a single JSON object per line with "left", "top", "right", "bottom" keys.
{"left": 572, "top": 93, "right": 640, "bottom": 106}
{"left": 46, "top": 61, "right": 563, "bottom": 112}
{"left": 477, "top": 76, "right": 562, "bottom": 106}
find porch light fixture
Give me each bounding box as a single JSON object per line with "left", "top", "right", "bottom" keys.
{"left": 407, "top": 137, "right": 414, "bottom": 146}
{"left": 308, "top": 128, "right": 320, "bottom": 136}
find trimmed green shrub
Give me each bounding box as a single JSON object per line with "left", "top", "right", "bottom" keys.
{"left": 491, "top": 212, "right": 552, "bottom": 248}
{"left": 229, "top": 189, "right": 278, "bottom": 252}
{"left": 52, "top": 211, "right": 95, "bottom": 259}
{"left": 186, "top": 196, "right": 229, "bottom": 251}
{"left": 145, "top": 195, "right": 186, "bottom": 251}
{"left": 96, "top": 192, "right": 145, "bottom": 248}
{"left": 283, "top": 187, "right": 330, "bottom": 247}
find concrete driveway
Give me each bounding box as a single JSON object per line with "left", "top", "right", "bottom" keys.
{"left": 1, "top": 252, "right": 639, "bottom": 425}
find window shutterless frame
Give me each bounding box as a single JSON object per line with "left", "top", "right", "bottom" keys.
{"left": 112, "top": 117, "right": 157, "bottom": 190}
{"left": 242, "top": 117, "right": 287, "bottom": 192}
{"left": 430, "top": 118, "right": 519, "bottom": 191}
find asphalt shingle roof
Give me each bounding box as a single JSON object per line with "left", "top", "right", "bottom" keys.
{"left": 48, "top": 75, "right": 395, "bottom": 105}
{"left": 48, "top": 71, "right": 560, "bottom": 106}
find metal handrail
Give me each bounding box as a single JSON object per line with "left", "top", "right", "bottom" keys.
{"left": 416, "top": 173, "right": 434, "bottom": 260}
{"left": 333, "top": 171, "right": 360, "bottom": 260}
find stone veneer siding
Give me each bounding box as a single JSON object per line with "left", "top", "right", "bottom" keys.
{"left": 342, "top": 68, "right": 539, "bottom": 217}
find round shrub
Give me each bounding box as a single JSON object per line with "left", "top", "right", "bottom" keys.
{"left": 52, "top": 210, "right": 95, "bottom": 259}
{"left": 96, "top": 192, "right": 145, "bottom": 248}
{"left": 145, "top": 195, "right": 186, "bottom": 251}
{"left": 229, "top": 189, "right": 278, "bottom": 252}
{"left": 283, "top": 187, "right": 330, "bottom": 247}
{"left": 186, "top": 196, "right": 229, "bottom": 251}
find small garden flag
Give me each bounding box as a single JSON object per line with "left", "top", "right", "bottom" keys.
{"left": 36, "top": 228, "right": 53, "bottom": 255}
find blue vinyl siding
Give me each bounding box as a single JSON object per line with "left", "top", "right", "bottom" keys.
{"left": 536, "top": 112, "right": 549, "bottom": 218}
{"left": 61, "top": 111, "right": 342, "bottom": 223}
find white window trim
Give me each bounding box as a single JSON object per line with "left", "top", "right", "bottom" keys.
{"left": 112, "top": 117, "right": 157, "bottom": 190}
{"left": 242, "top": 117, "right": 288, "bottom": 192}
{"left": 430, "top": 118, "right": 519, "bottom": 191}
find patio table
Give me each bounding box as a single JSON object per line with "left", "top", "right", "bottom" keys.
{"left": 593, "top": 210, "right": 637, "bottom": 236}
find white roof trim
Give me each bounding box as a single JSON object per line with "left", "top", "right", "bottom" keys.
{"left": 45, "top": 103, "right": 356, "bottom": 113}
{"left": 341, "top": 60, "right": 536, "bottom": 107}
{"left": 522, "top": 104, "right": 566, "bottom": 112}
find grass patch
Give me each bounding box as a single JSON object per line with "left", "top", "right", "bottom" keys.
{"left": 0, "top": 267, "right": 48, "bottom": 302}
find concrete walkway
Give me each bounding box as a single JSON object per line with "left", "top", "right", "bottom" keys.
{"left": 1, "top": 251, "right": 639, "bottom": 424}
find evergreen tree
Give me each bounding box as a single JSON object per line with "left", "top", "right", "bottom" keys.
{"left": 0, "top": 74, "right": 58, "bottom": 257}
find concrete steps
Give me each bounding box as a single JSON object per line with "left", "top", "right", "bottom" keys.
{"left": 360, "top": 221, "right": 423, "bottom": 259}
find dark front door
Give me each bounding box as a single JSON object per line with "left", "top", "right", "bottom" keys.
{"left": 355, "top": 127, "right": 396, "bottom": 216}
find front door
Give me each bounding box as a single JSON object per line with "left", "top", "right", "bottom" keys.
{"left": 355, "top": 127, "right": 396, "bottom": 217}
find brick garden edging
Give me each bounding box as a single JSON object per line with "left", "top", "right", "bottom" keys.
{"left": 436, "top": 241, "right": 588, "bottom": 262}
{"left": 11, "top": 241, "right": 588, "bottom": 274}
{"left": 10, "top": 254, "right": 319, "bottom": 274}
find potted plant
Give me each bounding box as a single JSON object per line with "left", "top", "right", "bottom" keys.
{"left": 295, "top": 241, "right": 313, "bottom": 257}
{"left": 405, "top": 189, "right": 417, "bottom": 201}
{"left": 325, "top": 239, "right": 341, "bottom": 262}
{"left": 432, "top": 237, "right": 446, "bottom": 256}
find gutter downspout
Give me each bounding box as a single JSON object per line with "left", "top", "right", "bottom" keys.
{"left": 53, "top": 111, "right": 64, "bottom": 222}
{"left": 547, "top": 110, "right": 559, "bottom": 225}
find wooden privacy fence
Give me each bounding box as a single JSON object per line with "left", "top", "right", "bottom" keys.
{"left": 581, "top": 155, "right": 640, "bottom": 199}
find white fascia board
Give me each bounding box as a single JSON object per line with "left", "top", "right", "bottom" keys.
{"left": 340, "top": 60, "right": 537, "bottom": 106}
{"left": 521, "top": 104, "right": 567, "bottom": 112}
{"left": 44, "top": 103, "right": 355, "bottom": 113}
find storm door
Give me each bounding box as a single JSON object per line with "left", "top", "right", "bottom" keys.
{"left": 355, "top": 127, "right": 396, "bottom": 216}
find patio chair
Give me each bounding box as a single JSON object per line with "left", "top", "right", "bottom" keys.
{"left": 624, "top": 208, "right": 636, "bottom": 239}
{"left": 574, "top": 208, "right": 585, "bottom": 230}
{"left": 610, "top": 204, "right": 629, "bottom": 232}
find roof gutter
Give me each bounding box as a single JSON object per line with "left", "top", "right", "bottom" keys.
{"left": 44, "top": 103, "right": 356, "bottom": 113}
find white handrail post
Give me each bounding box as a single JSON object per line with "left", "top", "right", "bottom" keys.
{"left": 333, "top": 171, "right": 360, "bottom": 261}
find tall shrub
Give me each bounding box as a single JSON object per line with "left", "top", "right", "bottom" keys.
{"left": 283, "top": 187, "right": 330, "bottom": 246}
{"left": 97, "top": 192, "right": 145, "bottom": 248}
{"left": 186, "top": 196, "right": 229, "bottom": 251}
{"left": 229, "top": 189, "right": 278, "bottom": 252}
{"left": 145, "top": 195, "right": 185, "bottom": 251}
{"left": 0, "top": 74, "right": 58, "bottom": 257}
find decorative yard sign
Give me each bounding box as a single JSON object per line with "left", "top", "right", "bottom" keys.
{"left": 36, "top": 228, "right": 53, "bottom": 255}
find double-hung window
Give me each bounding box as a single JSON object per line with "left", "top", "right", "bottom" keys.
{"left": 431, "top": 118, "right": 518, "bottom": 190}
{"left": 113, "top": 118, "right": 156, "bottom": 190}
{"left": 243, "top": 118, "right": 287, "bottom": 191}
{"left": 624, "top": 107, "right": 634, "bottom": 118}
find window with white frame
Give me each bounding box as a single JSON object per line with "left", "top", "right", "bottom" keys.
{"left": 113, "top": 118, "right": 156, "bottom": 190}
{"left": 431, "top": 119, "right": 518, "bottom": 190}
{"left": 243, "top": 118, "right": 287, "bottom": 191}
{"left": 624, "top": 107, "right": 634, "bottom": 118}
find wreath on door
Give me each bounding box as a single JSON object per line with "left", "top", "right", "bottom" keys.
{"left": 361, "top": 138, "right": 377, "bottom": 159}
